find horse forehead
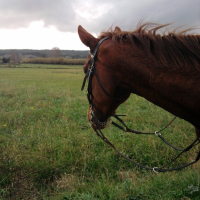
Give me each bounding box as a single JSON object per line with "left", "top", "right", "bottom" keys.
{"left": 98, "top": 43, "right": 121, "bottom": 66}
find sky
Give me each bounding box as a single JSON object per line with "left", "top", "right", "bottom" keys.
{"left": 0, "top": 0, "right": 199, "bottom": 50}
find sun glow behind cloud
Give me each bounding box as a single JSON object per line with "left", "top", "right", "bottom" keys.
{"left": 75, "top": 2, "right": 113, "bottom": 20}
{"left": 0, "top": 21, "right": 87, "bottom": 50}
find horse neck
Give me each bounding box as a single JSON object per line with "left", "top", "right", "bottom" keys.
{"left": 118, "top": 52, "right": 159, "bottom": 99}
{"left": 114, "top": 49, "right": 200, "bottom": 128}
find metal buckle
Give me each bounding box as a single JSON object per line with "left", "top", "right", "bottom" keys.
{"left": 89, "top": 52, "right": 94, "bottom": 58}
{"left": 155, "top": 131, "right": 161, "bottom": 136}
{"left": 153, "top": 167, "right": 159, "bottom": 173}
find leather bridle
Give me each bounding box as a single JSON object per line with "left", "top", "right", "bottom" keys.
{"left": 81, "top": 37, "right": 126, "bottom": 128}
{"left": 81, "top": 37, "right": 200, "bottom": 172}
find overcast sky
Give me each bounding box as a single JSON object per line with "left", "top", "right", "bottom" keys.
{"left": 0, "top": 0, "right": 199, "bottom": 50}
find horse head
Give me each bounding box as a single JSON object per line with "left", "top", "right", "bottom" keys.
{"left": 77, "top": 23, "right": 200, "bottom": 171}
{"left": 78, "top": 26, "right": 130, "bottom": 130}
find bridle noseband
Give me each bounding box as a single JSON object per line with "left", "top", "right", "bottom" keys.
{"left": 81, "top": 37, "right": 200, "bottom": 173}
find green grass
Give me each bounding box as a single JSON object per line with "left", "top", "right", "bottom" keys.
{"left": 0, "top": 65, "right": 199, "bottom": 199}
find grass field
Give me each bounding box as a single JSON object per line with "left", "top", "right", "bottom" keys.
{"left": 0, "top": 64, "right": 200, "bottom": 199}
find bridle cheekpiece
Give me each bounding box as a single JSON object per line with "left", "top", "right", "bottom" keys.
{"left": 81, "top": 37, "right": 110, "bottom": 128}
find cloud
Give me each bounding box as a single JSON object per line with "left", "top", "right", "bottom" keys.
{"left": 0, "top": 0, "right": 77, "bottom": 31}
{"left": 0, "top": 0, "right": 199, "bottom": 34}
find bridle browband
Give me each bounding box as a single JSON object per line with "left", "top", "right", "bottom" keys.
{"left": 81, "top": 37, "right": 200, "bottom": 173}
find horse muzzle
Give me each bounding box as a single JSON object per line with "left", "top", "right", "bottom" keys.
{"left": 87, "top": 106, "right": 109, "bottom": 130}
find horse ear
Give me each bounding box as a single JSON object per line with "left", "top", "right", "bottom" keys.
{"left": 78, "top": 25, "right": 98, "bottom": 51}
{"left": 114, "top": 26, "right": 121, "bottom": 32}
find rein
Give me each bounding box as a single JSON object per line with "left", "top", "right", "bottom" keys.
{"left": 81, "top": 37, "right": 200, "bottom": 172}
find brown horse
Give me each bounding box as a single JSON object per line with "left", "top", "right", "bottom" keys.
{"left": 78, "top": 22, "right": 200, "bottom": 140}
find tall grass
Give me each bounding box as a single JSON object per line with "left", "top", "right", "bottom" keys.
{"left": 0, "top": 66, "right": 199, "bottom": 199}
{"left": 22, "top": 57, "right": 86, "bottom": 65}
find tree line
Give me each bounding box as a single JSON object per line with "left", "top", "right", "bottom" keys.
{"left": 0, "top": 47, "right": 89, "bottom": 62}
{"left": 1, "top": 47, "right": 88, "bottom": 65}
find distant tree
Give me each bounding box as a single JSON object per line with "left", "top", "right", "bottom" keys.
{"left": 65, "top": 55, "right": 72, "bottom": 59}
{"left": 50, "top": 47, "right": 61, "bottom": 58}
{"left": 2, "top": 57, "right": 10, "bottom": 63}
{"left": 10, "top": 51, "right": 21, "bottom": 64}
{"left": 42, "top": 54, "right": 47, "bottom": 58}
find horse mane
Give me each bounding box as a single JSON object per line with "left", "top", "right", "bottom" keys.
{"left": 99, "top": 22, "right": 200, "bottom": 70}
